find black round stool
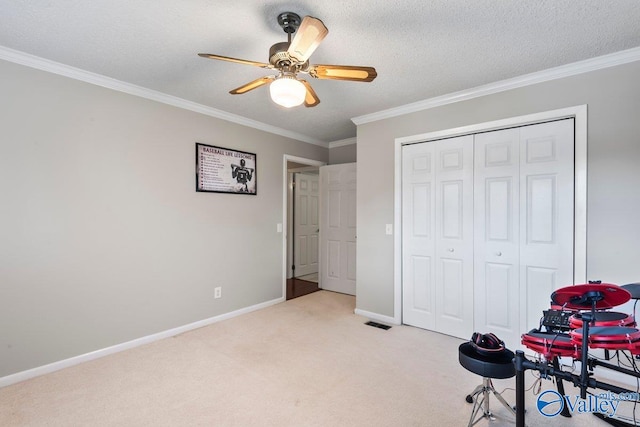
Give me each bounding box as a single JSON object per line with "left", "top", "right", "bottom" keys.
{"left": 459, "top": 342, "right": 516, "bottom": 426}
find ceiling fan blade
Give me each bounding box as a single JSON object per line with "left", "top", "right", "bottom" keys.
{"left": 299, "top": 79, "right": 320, "bottom": 107}
{"left": 229, "top": 76, "right": 275, "bottom": 94}
{"left": 198, "top": 53, "right": 272, "bottom": 69}
{"left": 308, "top": 65, "right": 377, "bottom": 82}
{"left": 287, "top": 16, "right": 328, "bottom": 63}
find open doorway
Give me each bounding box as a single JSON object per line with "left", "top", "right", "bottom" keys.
{"left": 283, "top": 155, "right": 326, "bottom": 300}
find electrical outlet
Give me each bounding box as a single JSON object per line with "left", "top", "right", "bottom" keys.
{"left": 214, "top": 287, "right": 222, "bottom": 299}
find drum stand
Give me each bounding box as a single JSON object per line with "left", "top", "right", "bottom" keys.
{"left": 516, "top": 286, "right": 640, "bottom": 427}
{"left": 551, "top": 357, "right": 573, "bottom": 418}
{"left": 515, "top": 350, "right": 637, "bottom": 427}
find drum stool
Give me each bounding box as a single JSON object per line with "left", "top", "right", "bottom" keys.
{"left": 459, "top": 342, "right": 516, "bottom": 426}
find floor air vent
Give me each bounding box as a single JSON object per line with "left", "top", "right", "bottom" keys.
{"left": 365, "top": 321, "right": 391, "bottom": 330}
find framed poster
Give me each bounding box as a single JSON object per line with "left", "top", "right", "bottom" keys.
{"left": 196, "top": 143, "right": 257, "bottom": 195}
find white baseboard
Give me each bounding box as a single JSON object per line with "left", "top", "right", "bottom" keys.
{"left": 354, "top": 308, "right": 400, "bottom": 326}
{"left": 0, "top": 297, "right": 284, "bottom": 389}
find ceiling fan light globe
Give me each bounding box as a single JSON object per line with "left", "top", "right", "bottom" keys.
{"left": 270, "top": 76, "right": 306, "bottom": 108}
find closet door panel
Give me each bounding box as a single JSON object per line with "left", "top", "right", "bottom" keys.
{"left": 519, "top": 119, "right": 574, "bottom": 331}
{"left": 402, "top": 144, "right": 436, "bottom": 328}
{"left": 474, "top": 128, "right": 521, "bottom": 350}
{"left": 434, "top": 135, "right": 474, "bottom": 339}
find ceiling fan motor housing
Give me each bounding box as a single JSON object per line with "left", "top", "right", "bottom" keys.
{"left": 269, "top": 42, "right": 292, "bottom": 67}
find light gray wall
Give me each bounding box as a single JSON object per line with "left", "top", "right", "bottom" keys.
{"left": 356, "top": 60, "right": 640, "bottom": 318}
{"left": 329, "top": 143, "right": 356, "bottom": 164}
{"left": 0, "top": 59, "right": 328, "bottom": 377}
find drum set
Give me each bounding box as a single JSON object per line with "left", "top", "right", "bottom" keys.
{"left": 515, "top": 282, "right": 640, "bottom": 427}
{"left": 522, "top": 283, "right": 638, "bottom": 360}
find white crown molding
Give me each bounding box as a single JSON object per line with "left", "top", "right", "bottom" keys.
{"left": 0, "top": 45, "right": 328, "bottom": 148}
{"left": 0, "top": 296, "right": 284, "bottom": 388}
{"left": 352, "top": 46, "right": 640, "bottom": 126}
{"left": 329, "top": 137, "right": 357, "bottom": 148}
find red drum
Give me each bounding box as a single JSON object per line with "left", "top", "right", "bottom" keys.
{"left": 569, "top": 311, "right": 635, "bottom": 329}
{"left": 570, "top": 326, "right": 640, "bottom": 353}
{"left": 521, "top": 330, "right": 579, "bottom": 359}
{"left": 551, "top": 283, "right": 631, "bottom": 310}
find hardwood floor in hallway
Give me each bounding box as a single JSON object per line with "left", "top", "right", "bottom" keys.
{"left": 286, "top": 277, "right": 320, "bottom": 300}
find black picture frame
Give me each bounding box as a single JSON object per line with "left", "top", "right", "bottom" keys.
{"left": 195, "top": 143, "right": 257, "bottom": 195}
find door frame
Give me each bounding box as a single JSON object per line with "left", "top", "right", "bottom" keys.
{"left": 282, "top": 155, "right": 326, "bottom": 298}
{"left": 393, "top": 105, "right": 588, "bottom": 325}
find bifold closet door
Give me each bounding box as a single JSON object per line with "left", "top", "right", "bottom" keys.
{"left": 474, "top": 128, "right": 521, "bottom": 349}
{"left": 473, "top": 119, "right": 574, "bottom": 349}
{"left": 519, "top": 119, "right": 574, "bottom": 331}
{"left": 402, "top": 135, "right": 474, "bottom": 339}
{"left": 402, "top": 142, "right": 436, "bottom": 329}
{"left": 403, "top": 119, "right": 574, "bottom": 344}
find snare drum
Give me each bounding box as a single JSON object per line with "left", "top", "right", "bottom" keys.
{"left": 522, "top": 329, "right": 579, "bottom": 359}
{"left": 570, "top": 326, "right": 640, "bottom": 353}
{"left": 569, "top": 311, "right": 636, "bottom": 329}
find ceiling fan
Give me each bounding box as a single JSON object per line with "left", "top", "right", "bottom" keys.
{"left": 198, "top": 12, "right": 377, "bottom": 108}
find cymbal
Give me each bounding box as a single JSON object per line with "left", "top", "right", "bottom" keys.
{"left": 551, "top": 283, "right": 631, "bottom": 310}
{"left": 622, "top": 282, "right": 640, "bottom": 300}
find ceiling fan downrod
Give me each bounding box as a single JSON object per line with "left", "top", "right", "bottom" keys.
{"left": 277, "top": 12, "right": 301, "bottom": 43}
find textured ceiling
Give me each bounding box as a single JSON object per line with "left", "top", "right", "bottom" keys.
{"left": 1, "top": 1, "right": 640, "bottom": 144}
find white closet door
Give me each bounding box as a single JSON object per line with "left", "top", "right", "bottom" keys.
{"left": 402, "top": 135, "right": 474, "bottom": 339}
{"left": 519, "top": 119, "right": 575, "bottom": 332}
{"left": 434, "top": 135, "right": 475, "bottom": 339}
{"left": 474, "top": 128, "right": 522, "bottom": 350}
{"left": 401, "top": 119, "right": 574, "bottom": 343}
{"left": 402, "top": 143, "right": 436, "bottom": 328}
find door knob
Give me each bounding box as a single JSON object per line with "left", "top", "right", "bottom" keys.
{"left": 496, "top": 251, "right": 502, "bottom": 256}
{"left": 448, "top": 248, "right": 454, "bottom": 252}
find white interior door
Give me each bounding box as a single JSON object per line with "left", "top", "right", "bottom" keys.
{"left": 519, "top": 119, "right": 575, "bottom": 332}
{"left": 402, "top": 135, "right": 474, "bottom": 339}
{"left": 474, "top": 128, "right": 522, "bottom": 349}
{"left": 320, "top": 163, "right": 357, "bottom": 295}
{"left": 294, "top": 172, "right": 319, "bottom": 277}
{"left": 474, "top": 120, "right": 575, "bottom": 349}
{"left": 433, "top": 136, "right": 475, "bottom": 339}
{"left": 402, "top": 143, "right": 436, "bottom": 329}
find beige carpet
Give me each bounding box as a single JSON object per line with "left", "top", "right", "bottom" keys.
{"left": 0, "top": 291, "right": 618, "bottom": 426}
